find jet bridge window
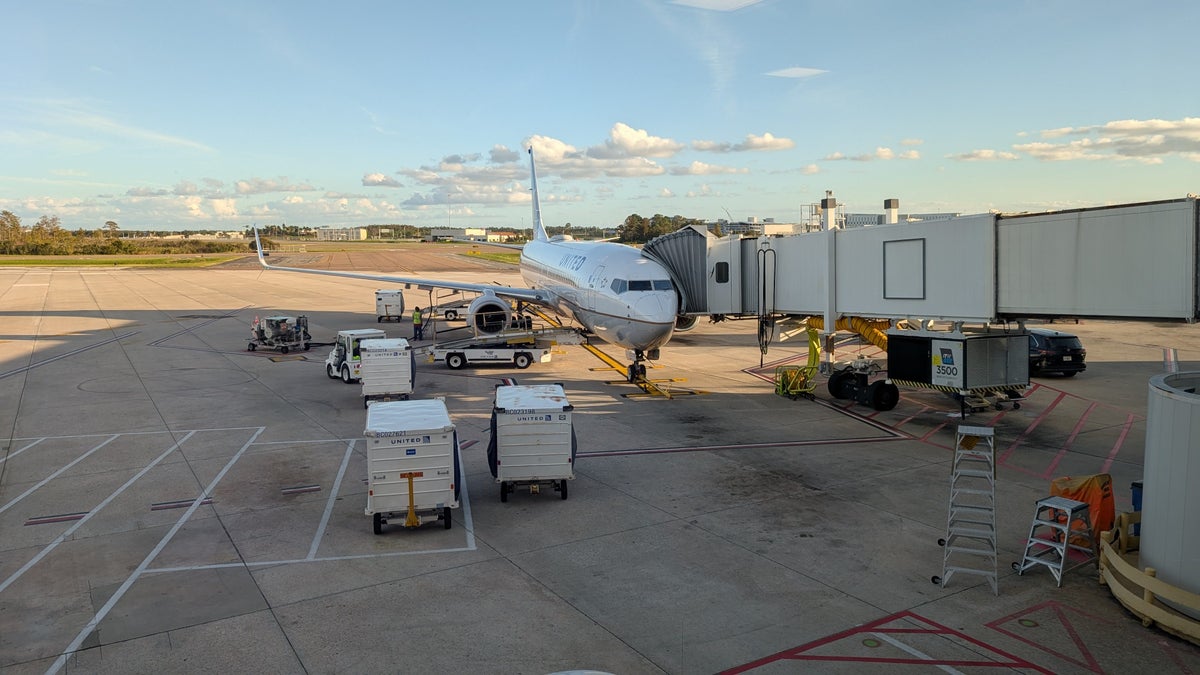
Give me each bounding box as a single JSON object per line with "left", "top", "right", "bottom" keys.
{"left": 715, "top": 261, "right": 729, "bottom": 284}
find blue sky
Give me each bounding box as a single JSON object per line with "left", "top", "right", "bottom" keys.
{"left": 3, "top": 0, "right": 1198, "bottom": 231}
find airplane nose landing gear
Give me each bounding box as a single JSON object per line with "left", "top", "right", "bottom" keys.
{"left": 627, "top": 353, "right": 648, "bottom": 383}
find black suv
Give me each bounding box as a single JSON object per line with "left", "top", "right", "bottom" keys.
{"left": 1028, "top": 327, "right": 1087, "bottom": 377}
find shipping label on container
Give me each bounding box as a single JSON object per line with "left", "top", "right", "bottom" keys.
{"left": 931, "top": 339, "right": 964, "bottom": 388}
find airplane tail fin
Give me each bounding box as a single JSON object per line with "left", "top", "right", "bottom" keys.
{"left": 529, "top": 148, "right": 548, "bottom": 242}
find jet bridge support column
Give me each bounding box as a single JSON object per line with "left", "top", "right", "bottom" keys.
{"left": 822, "top": 228, "right": 838, "bottom": 374}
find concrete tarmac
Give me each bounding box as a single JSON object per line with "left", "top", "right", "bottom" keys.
{"left": 2, "top": 250, "right": 1199, "bottom": 674}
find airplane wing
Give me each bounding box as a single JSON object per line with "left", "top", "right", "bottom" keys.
{"left": 252, "top": 228, "right": 549, "bottom": 305}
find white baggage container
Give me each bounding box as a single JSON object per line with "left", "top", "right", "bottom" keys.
{"left": 375, "top": 289, "right": 406, "bottom": 323}
{"left": 488, "top": 384, "right": 576, "bottom": 502}
{"left": 364, "top": 399, "right": 460, "bottom": 533}
{"left": 358, "top": 338, "right": 415, "bottom": 408}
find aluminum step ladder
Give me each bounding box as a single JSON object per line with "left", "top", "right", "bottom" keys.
{"left": 1012, "top": 495, "right": 1099, "bottom": 587}
{"left": 933, "top": 425, "right": 997, "bottom": 594}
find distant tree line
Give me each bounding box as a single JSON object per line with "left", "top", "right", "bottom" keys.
{"left": 0, "top": 212, "right": 248, "bottom": 255}
{"left": 617, "top": 214, "right": 706, "bottom": 244}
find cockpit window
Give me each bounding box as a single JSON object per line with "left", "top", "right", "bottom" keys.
{"left": 612, "top": 278, "right": 672, "bottom": 293}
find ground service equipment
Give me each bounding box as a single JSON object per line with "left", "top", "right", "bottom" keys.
{"left": 488, "top": 384, "right": 576, "bottom": 502}
{"left": 247, "top": 315, "right": 311, "bottom": 354}
{"left": 364, "top": 399, "right": 460, "bottom": 533}
{"left": 375, "top": 289, "right": 405, "bottom": 323}
{"left": 887, "top": 329, "right": 1029, "bottom": 415}
{"left": 358, "top": 338, "right": 415, "bottom": 408}
{"left": 325, "top": 328, "right": 387, "bottom": 383}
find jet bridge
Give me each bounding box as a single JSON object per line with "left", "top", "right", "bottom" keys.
{"left": 644, "top": 197, "right": 1200, "bottom": 325}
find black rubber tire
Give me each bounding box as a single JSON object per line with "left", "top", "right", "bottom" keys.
{"left": 377, "top": 316, "right": 383, "bottom": 323}
{"left": 514, "top": 352, "right": 532, "bottom": 369}
{"left": 373, "top": 512, "right": 383, "bottom": 535}
{"left": 327, "top": 364, "right": 337, "bottom": 379}
{"left": 280, "top": 345, "right": 289, "bottom": 355}
{"left": 248, "top": 343, "right": 256, "bottom": 351}
{"left": 341, "top": 365, "right": 353, "bottom": 383}
{"left": 447, "top": 353, "right": 466, "bottom": 370}
{"left": 868, "top": 381, "right": 900, "bottom": 411}
{"left": 828, "top": 371, "right": 851, "bottom": 399}
{"left": 938, "top": 538, "right": 946, "bottom": 547}
{"left": 303, "top": 343, "right": 310, "bottom": 351}
{"left": 560, "top": 480, "right": 568, "bottom": 500}
{"left": 444, "top": 309, "right": 458, "bottom": 321}
{"left": 931, "top": 576, "right": 942, "bottom": 585}
{"left": 443, "top": 506, "right": 452, "bottom": 530}
{"left": 1014, "top": 402, "right": 1022, "bottom": 410}
{"left": 500, "top": 481, "right": 508, "bottom": 503}
{"left": 363, "top": 397, "right": 371, "bottom": 409}
{"left": 1012, "top": 562, "right": 1022, "bottom": 572}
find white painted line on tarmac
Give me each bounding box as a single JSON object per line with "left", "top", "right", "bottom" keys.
{"left": 0, "top": 437, "right": 45, "bottom": 466}
{"left": 0, "top": 435, "right": 118, "bottom": 515}
{"left": 146, "top": 546, "right": 481, "bottom": 575}
{"left": 46, "top": 427, "right": 264, "bottom": 675}
{"left": 308, "top": 440, "right": 356, "bottom": 560}
{"left": 0, "top": 331, "right": 139, "bottom": 380}
{"left": 871, "top": 631, "right": 966, "bottom": 675}
{"left": 0, "top": 431, "right": 196, "bottom": 596}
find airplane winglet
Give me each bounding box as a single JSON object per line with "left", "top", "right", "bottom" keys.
{"left": 252, "top": 226, "right": 270, "bottom": 268}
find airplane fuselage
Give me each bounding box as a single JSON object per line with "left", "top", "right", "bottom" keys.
{"left": 520, "top": 236, "right": 677, "bottom": 353}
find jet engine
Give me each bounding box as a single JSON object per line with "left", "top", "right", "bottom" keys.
{"left": 468, "top": 293, "right": 513, "bottom": 335}
{"left": 674, "top": 315, "right": 699, "bottom": 332}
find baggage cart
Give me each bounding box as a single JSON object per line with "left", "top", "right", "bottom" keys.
{"left": 358, "top": 338, "right": 415, "bottom": 408}
{"left": 375, "top": 289, "right": 406, "bottom": 323}
{"left": 487, "top": 384, "right": 576, "bottom": 502}
{"left": 364, "top": 399, "right": 460, "bottom": 533}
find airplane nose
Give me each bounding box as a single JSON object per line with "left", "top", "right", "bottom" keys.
{"left": 634, "top": 293, "right": 676, "bottom": 321}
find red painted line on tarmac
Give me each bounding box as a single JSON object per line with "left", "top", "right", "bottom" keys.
{"left": 25, "top": 512, "right": 88, "bottom": 526}
{"left": 1041, "top": 401, "right": 1098, "bottom": 479}
{"left": 893, "top": 405, "right": 930, "bottom": 428}
{"left": 1100, "top": 413, "right": 1136, "bottom": 474}
{"left": 150, "top": 497, "right": 213, "bottom": 511}
{"left": 721, "top": 610, "right": 1050, "bottom": 674}
{"left": 920, "top": 422, "right": 948, "bottom": 441}
{"left": 986, "top": 600, "right": 1103, "bottom": 673}
{"left": 999, "top": 390, "right": 1067, "bottom": 464}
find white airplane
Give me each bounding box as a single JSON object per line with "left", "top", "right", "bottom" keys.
{"left": 254, "top": 148, "right": 679, "bottom": 381}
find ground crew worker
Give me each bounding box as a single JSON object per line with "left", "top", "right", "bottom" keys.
{"left": 412, "top": 307, "right": 424, "bottom": 340}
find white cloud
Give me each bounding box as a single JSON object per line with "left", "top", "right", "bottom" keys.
{"left": 587, "top": 123, "right": 684, "bottom": 159}
{"left": 901, "top": 138, "right": 924, "bottom": 146}
{"left": 669, "top": 161, "right": 747, "bottom": 176}
{"left": 824, "top": 147, "right": 897, "bottom": 162}
{"left": 693, "top": 132, "right": 794, "bottom": 153}
{"left": 489, "top": 145, "right": 520, "bottom": 163}
{"left": 363, "top": 173, "right": 403, "bottom": 187}
{"left": 801, "top": 164, "right": 819, "bottom": 175}
{"left": 659, "top": 188, "right": 675, "bottom": 198}
{"left": 948, "top": 149, "right": 1020, "bottom": 161}
{"left": 765, "top": 67, "right": 828, "bottom": 79}
{"left": 1011, "top": 117, "right": 1200, "bottom": 163}
{"left": 670, "top": 0, "right": 762, "bottom": 9}
{"left": 234, "top": 177, "right": 318, "bottom": 195}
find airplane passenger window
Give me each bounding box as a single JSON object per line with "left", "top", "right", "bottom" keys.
{"left": 629, "top": 280, "right": 653, "bottom": 291}
{"left": 653, "top": 280, "right": 672, "bottom": 291}
{"left": 611, "top": 279, "right": 628, "bottom": 294}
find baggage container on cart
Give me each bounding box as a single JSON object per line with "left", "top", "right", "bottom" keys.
{"left": 358, "top": 338, "right": 415, "bottom": 408}
{"left": 375, "top": 289, "right": 406, "bottom": 323}
{"left": 487, "top": 384, "right": 576, "bottom": 502}
{"left": 364, "top": 399, "right": 460, "bottom": 533}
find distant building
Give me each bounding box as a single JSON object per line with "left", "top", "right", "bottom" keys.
{"left": 487, "top": 231, "right": 518, "bottom": 242}
{"left": 315, "top": 227, "right": 367, "bottom": 241}
{"left": 429, "top": 227, "right": 487, "bottom": 242}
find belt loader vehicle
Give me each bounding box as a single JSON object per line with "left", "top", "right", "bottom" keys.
{"left": 364, "top": 399, "right": 460, "bottom": 533}
{"left": 247, "top": 315, "right": 311, "bottom": 354}
{"left": 488, "top": 384, "right": 576, "bottom": 502}
{"left": 358, "top": 338, "right": 416, "bottom": 408}
{"left": 325, "top": 328, "right": 387, "bottom": 383}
